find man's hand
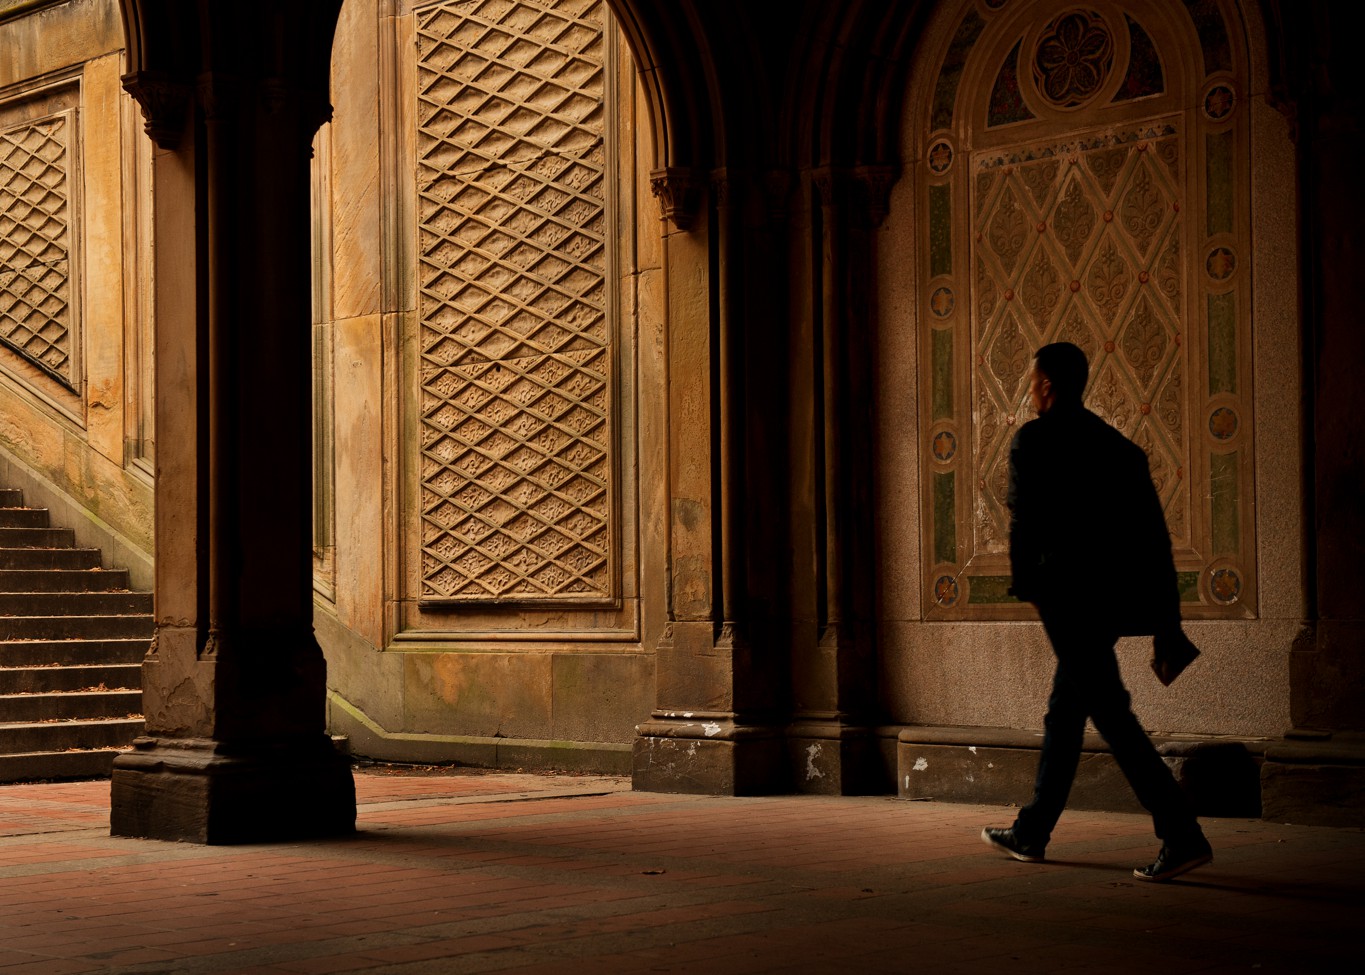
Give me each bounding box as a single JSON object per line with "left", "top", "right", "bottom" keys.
{"left": 1151, "top": 629, "right": 1200, "bottom": 686}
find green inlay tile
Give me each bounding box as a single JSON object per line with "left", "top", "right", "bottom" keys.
{"left": 931, "top": 327, "right": 953, "bottom": 419}
{"left": 930, "top": 10, "right": 987, "bottom": 131}
{"left": 1208, "top": 292, "right": 1236, "bottom": 394}
{"left": 1177, "top": 571, "right": 1201, "bottom": 603}
{"left": 1206, "top": 131, "right": 1233, "bottom": 236}
{"left": 929, "top": 184, "right": 952, "bottom": 278}
{"left": 933, "top": 471, "right": 956, "bottom": 565}
{"left": 967, "top": 575, "right": 1018, "bottom": 604}
{"left": 1210, "top": 450, "right": 1239, "bottom": 556}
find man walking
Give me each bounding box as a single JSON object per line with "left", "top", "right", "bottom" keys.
{"left": 981, "top": 341, "right": 1212, "bottom": 882}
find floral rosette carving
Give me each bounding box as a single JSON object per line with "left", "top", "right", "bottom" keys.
{"left": 1033, "top": 10, "right": 1115, "bottom": 108}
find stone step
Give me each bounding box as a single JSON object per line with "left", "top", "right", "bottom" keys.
{"left": 0, "top": 548, "right": 103, "bottom": 570}
{"left": 0, "top": 717, "right": 143, "bottom": 753}
{"left": 0, "top": 568, "right": 131, "bottom": 593}
{"left": 0, "top": 527, "right": 75, "bottom": 548}
{"left": 0, "top": 638, "right": 150, "bottom": 667}
{"left": 0, "top": 663, "right": 141, "bottom": 694}
{"left": 0, "top": 486, "right": 151, "bottom": 784}
{"left": 0, "top": 615, "right": 154, "bottom": 642}
{"left": 0, "top": 689, "right": 142, "bottom": 723}
{"left": 0, "top": 749, "right": 123, "bottom": 784}
{"left": 0, "top": 508, "right": 49, "bottom": 528}
{"left": 0, "top": 591, "right": 153, "bottom": 617}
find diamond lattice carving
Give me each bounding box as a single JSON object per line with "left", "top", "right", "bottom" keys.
{"left": 0, "top": 115, "right": 73, "bottom": 385}
{"left": 415, "top": 0, "right": 611, "bottom": 601}
{"left": 971, "top": 128, "right": 1185, "bottom": 552}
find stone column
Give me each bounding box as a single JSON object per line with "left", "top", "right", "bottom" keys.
{"left": 632, "top": 168, "right": 786, "bottom": 795}
{"left": 110, "top": 0, "right": 354, "bottom": 843}
{"left": 784, "top": 167, "right": 893, "bottom": 795}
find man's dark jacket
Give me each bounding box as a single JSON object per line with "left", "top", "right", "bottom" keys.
{"left": 1007, "top": 403, "right": 1180, "bottom": 636}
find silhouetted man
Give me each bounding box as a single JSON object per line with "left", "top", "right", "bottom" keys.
{"left": 982, "top": 341, "right": 1211, "bottom": 882}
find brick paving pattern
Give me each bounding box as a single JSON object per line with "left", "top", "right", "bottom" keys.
{"left": 0, "top": 769, "right": 1358, "bottom": 974}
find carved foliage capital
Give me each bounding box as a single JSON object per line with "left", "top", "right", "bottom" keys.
{"left": 854, "top": 165, "right": 898, "bottom": 229}
{"left": 814, "top": 166, "right": 899, "bottom": 228}
{"left": 122, "top": 71, "right": 192, "bottom": 149}
{"left": 762, "top": 169, "right": 794, "bottom": 223}
{"left": 810, "top": 167, "right": 840, "bottom": 207}
{"left": 650, "top": 167, "right": 706, "bottom": 231}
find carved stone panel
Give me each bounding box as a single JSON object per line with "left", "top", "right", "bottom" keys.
{"left": 413, "top": 0, "right": 612, "bottom": 603}
{"left": 0, "top": 111, "right": 76, "bottom": 387}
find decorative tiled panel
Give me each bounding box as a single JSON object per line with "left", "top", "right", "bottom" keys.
{"left": 414, "top": 0, "right": 611, "bottom": 602}
{"left": 919, "top": 0, "right": 1254, "bottom": 619}
{"left": 0, "top": 112, "right": 74, "bottom": 386}
{"left": 971, "top": 127, "right": 1187, "bottom": 558}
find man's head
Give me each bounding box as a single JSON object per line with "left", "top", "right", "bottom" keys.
{"left": 1028, "top": 342, "right": 1089, "bottom": 414}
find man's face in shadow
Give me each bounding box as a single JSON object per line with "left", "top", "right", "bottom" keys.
{"left": 1028, "top": 361, "right": 1056, "bottom": 415}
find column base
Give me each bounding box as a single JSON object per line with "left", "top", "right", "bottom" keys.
{"left": 786, "top": 718, "right": 884, "bottom": 795}
{"left": 633, "top": 715, "right": 785, "bottom": 795}
{"left": 896, "top": 725, "right": 1265, "bottom": 818}
{"left": 111, "top": 735, "right": 356, "bottom": 843}
{"left": 1260, "top": 732, "right": 1365, "bottom": 827}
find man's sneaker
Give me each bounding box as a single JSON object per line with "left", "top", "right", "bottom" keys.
{"left": 1133, "top": 840, "right": 1213, "bottom": 882}
{"left": 981, "top": 826, "right": 1046, "bottom": 862}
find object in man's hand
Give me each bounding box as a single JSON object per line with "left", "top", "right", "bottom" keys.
{"left": 1151, "top": 629, "right": 1200, "bottom": 687}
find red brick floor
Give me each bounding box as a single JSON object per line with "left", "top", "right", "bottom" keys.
{"left": 0, "top": 769, "right": 1358, "bottom": 974}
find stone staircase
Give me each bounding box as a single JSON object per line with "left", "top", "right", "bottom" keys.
{"left": 0, "top": 488, "right": 151, "bottom": 782}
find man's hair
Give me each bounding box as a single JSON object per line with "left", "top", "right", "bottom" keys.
{"left": 1033, "top": 342, "right": 1089, "bottom": 402}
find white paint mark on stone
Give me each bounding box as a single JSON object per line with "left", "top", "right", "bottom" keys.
{"left": 987, "top": 762, "right": 995, "bottom": 769}
{"left": 702, "top": 722, "right": 721, "bottom": 737}
{"left": 805, "top": 743, "right": 824, "bottom": 779}
{"left": 683, "top": 712, "right": 694, "bottom": 719}
{"left": 904, "top": 775, "right": 911, "bottom": 790}
{"left": 966, "top": 773, "right": 975, "bottom": 783}
{"left": 913, "top": 757, "right": 929, "bottom": 772}
{"left": 969, "top": 746, "right": 978, "bottom": 755}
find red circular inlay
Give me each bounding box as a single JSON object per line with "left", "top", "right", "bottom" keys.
{"left": 1103, "top": 210, "right": 1114, "bottom": 222}
{"left": 1105, "top": 340, "right": 1115, "bottom": 352}
{"left": 1139, "top": 270, "right": 1150, "bottom": 284}
{"left": 1140, "top": 403, "right": 1151, "bottom": 415}
{"left": 1004, "top": 289, "right": 1015, "bottom": 301}
{"left": 1069, "top": 279, "right": 1081, "bottom": 292}
{"left": 1037, "top": 222, "right": 1047, "bottom": 233}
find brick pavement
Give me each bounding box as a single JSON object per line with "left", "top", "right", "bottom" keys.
{"left": 0, "top": 768, "right": 1359, "bottom": 974}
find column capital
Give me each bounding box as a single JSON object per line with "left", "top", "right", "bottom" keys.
{"left": 122, "top": 70, "right": 192, "bottom": 149}
{"left": 650, "top": 167, "right": 706, "bottom": 231}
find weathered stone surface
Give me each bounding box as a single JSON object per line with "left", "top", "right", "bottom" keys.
{"left": 632, "top": 731, "right": 785, "bottom": 796}
{"left": 1260, "top": 733, "right": 1365, "bottom": 827}
{"left": 897, "top": 728, "right": 1265, "bottom": 819}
